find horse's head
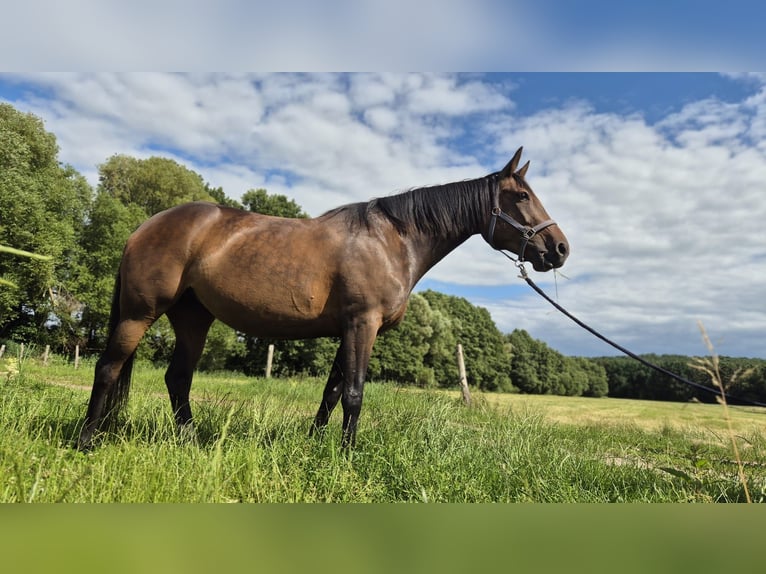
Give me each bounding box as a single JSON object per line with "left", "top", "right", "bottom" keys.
{"left": 483, "top": 147, "right": 569, "bottom": 272}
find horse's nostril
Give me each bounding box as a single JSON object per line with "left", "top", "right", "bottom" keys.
{"left": 557, "top": 242, "right": 568, "bottom": 257}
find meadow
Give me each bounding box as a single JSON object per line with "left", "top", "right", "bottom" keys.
{"left": 1, "top": 356, "right": 765, "bottom": 503}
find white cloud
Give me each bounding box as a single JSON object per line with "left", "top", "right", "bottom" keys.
{"left": 363, "top": 107, "right": 400, "bottom": 133}
{"left": 406, "top": 76, "right": 513, "bottom": 116}
{"left": 349, "top": 75, "right": 399, "bottom": 109}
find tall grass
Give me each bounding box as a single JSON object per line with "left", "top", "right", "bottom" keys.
{"left": 692, "top": 321, "right": 754, "bottom": 503}
{"left": 0, "top": 358, "right": 764, "bottom": 502}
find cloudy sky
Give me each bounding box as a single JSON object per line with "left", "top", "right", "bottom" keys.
{"left": 2, "top": 72, "right": 765, "bottom": 359}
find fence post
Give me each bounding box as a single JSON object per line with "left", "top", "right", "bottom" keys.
{"left": 74, "top": 344, "right": 80, "bottom": 369}
{"left": 20, "top": 343, "right": 25, "bottom": 361}
{"left": 456, "top": 343, "right": 472, "bottom": 407}
{"left": 265, "top": 344, "right": 274, "bottom": 378}
{"left": 43, "top": 345, "right": 50, "bottom": 366}
{"left": 0, "top": 344, "right": 5, "bottom": 359}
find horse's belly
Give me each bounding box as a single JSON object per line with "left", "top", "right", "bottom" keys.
{"left": 192, "top": 279, "right": 339, "bottom": 338}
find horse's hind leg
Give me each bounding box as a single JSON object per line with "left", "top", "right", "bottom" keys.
{"left": 310, "top": 344, "right": 345, "bottom": 435}
{"left": 79, "top": 317, "right": 152, "bottom": 450}
{"left": 164, "top": 290, "right": 215, "bottom": 438}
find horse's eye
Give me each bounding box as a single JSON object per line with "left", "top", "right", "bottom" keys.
{"left": 517, "top": 191, "right": 530, "bottom": 201}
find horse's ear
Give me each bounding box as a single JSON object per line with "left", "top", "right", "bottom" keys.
{"left": 517, "top": 160, "right": 530, "bottom": 179}
{"left": 500, "top": 147, "right": 524, "bottom": 178}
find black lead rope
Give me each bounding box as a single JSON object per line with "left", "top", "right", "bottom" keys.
{"left": 507, "top": 257, "right": 766, "bottom": 409}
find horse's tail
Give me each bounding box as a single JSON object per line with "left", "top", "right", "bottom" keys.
{"left": 102, "top": 271, "right": 135, "bottom": 422}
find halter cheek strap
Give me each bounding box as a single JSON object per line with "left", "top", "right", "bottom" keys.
{"left": 487, "top": 187, "right": 557, "bottom": 262}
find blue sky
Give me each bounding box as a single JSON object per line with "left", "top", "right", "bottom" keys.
{"left": 2, "top": 71, "right": 765, "bottom": 359}
{"left": 505, "top": 74, "right": 757, "bottom": 122}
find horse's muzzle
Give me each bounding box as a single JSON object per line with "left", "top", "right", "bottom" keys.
{"left": 538, "top": 239, "right": 569, "bottom": 271}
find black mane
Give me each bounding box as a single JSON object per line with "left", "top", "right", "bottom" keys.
{"left": 321, "top": 176, "right": 495, "bottom": 237}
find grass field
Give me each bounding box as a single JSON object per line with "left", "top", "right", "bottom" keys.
{"left": 1, "top": 355, "right": 765, "bottom": 502}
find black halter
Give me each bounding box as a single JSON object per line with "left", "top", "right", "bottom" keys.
{"left": 486, "top": 179, "right": 557, "bottom": 262}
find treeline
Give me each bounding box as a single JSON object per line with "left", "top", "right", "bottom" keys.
{"left": 2, "top": 103, "right": 764, "bottom": 403}
{"left": 506, "top": 329, "right": 609, "bottom": 397}
{"left": 594, "top": 355, "right": 766, "bottom": 405}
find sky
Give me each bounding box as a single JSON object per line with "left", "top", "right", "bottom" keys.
{"left": 1, "top": 3, "right": 764, "bottom": 359}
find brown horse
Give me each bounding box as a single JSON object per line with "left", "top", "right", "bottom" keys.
{"left": 78, "top": 147, "right": 569, "bottom": 450}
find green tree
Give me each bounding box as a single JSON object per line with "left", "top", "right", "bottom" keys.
{"left": 197, "top": 321, "right": 246, "bottom": 372}
{"left": 206, "top": 183, "right": 243, "bottom": 209}
{"left": 242, "top": 188, "right": 307, "bottom": 218}
{"left": 577, "top": 357, "right": 609, "bottom": 398}
{"left": 421, "top": 290, "right": 513, "bottom": 392}
{"left": 237, "top": 337, "right": 338, "bottom": 377}
{"left": 0, "top": 104, "right": 92, "bottom": 346}
{"left": 369, "top": 293, "right": 439, "bottom": 386}
{"left": 595, "top": 355, "right": 689, "bottom": 402}
{"left": 593, "top": 354, "right": 766, "bottom": 404}
{"left": 97, "top": 154, "right": 215, "bottom": 217}
{"left": 0, "top": 245, "right": 51, "bottom": 288}
{"left": 507, "top": 329, "right": 608, "bottom": 397}
{"left": 423, "top": 305, "right": 459, "bottom": 387}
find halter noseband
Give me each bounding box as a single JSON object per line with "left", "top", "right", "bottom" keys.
{"left": 487, "top": 179, "right": 557, "bottom": 263}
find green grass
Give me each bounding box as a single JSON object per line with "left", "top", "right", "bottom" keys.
{"left": 1, "top": 357, "right": 765, "bottom": 502}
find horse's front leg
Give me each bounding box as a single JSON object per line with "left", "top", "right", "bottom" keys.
{"left": 339, "top": 316, "right": 380, "bottom": 449}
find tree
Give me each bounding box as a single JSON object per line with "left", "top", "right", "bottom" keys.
{"left": 0, "top": 245, "right": 51, "bottom": 288}
{"left": 197, "top": 321, "right": 246, "bottom": 372}
{"left": 506, "top": 329, "right": 546, "bottom": 394}
{"left": 242, "top": 188, "right": 307, "bottom": 218}
{"left": 593, "top": 354, "right": 766, "bottom": 404}
{"left": 236, "top": 336, "right": 338, "bottom": 378}
{"left": 97, "top": 154, "right": 215, "bottom": 217}
{"left": 421, "top": 290, "right": 513, "bottom": 392}
{"left": 577, "top": 357, "right": 609, "bottom": 398}
{"left": 206, "top": 183, "right": 243, "bottom": 209}
{"left": 368, "top": 293, "right": 440, "bottom": 386}
{"left": 595, "top": 355, "right": 690, "bottom": 401}
{"left": 506, "top": 329, "right": 608, "bottom": 397}
{"left": 0, "top": 104, "right": 92, "bottom": 346}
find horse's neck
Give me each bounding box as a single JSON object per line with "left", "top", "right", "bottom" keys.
{"left": 406, "top": 226, "right": 480, "bottom": 288}
{"left": 385, "top": 176, "right": 492, "bottom": 288}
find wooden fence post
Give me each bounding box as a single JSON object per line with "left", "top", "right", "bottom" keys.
{"left": 43, "top": 345, "right": 50, "bottom": 366}
{"left": 20, "top": 343, "right": 25, "bottom": 361}
{"left": 0, "top": 344, "right": 5, "bottom": 360}
{"left": 265, "top": 344, "right": 274, "bottom": 378}
{"left": 74, "top": 345, "right": 80, "bottom": 369}
{"left": 456, "top": 343, "right": 472, "bottom": 407}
